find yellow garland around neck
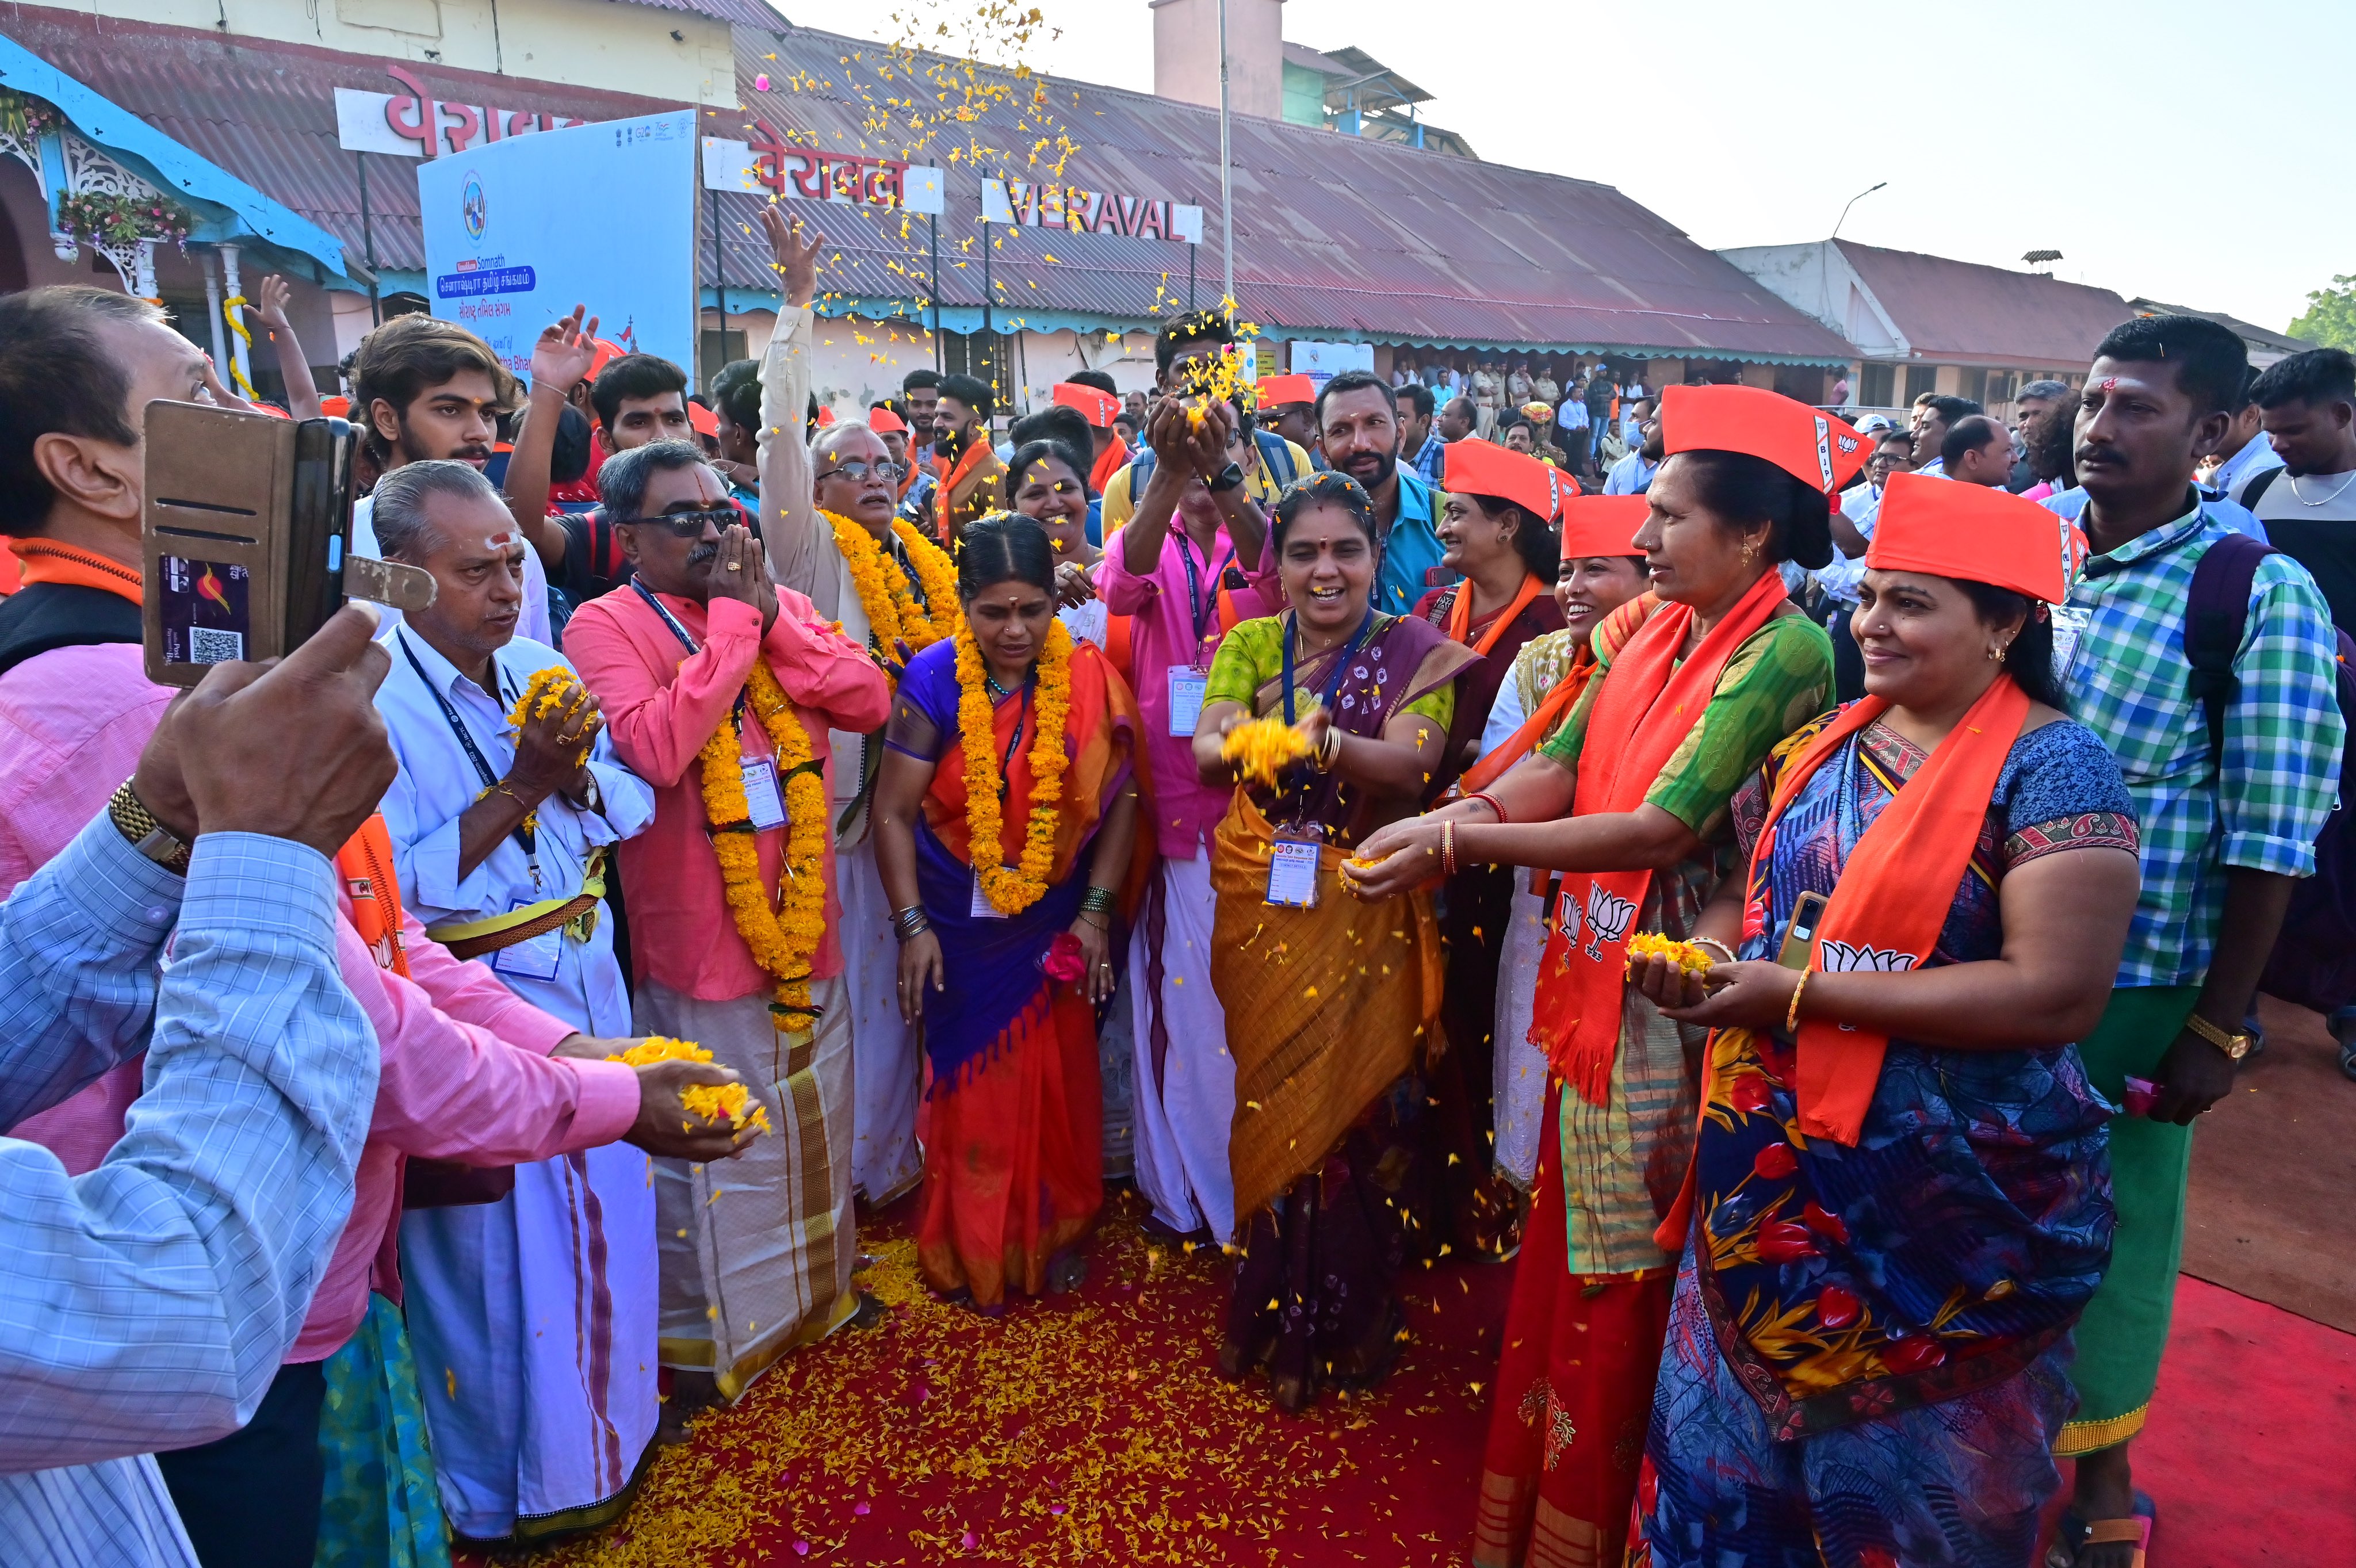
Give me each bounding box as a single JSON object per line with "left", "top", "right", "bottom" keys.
{"left": 958, "top": 618, "right": 1075, "bottom": 915}
{"left": 696, "top": 657, "right": 829, "bottom": 1031}
{"left": 823, "top": 509, "right": 961, "bottom": 672}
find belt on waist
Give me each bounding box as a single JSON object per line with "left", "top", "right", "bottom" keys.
{"left": 426, "top": 847, "right": 606, "bottom": 961}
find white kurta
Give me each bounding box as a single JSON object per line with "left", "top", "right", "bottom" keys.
{"left": 1125, "top": 852, "right": 1236, "bottom": 1243}
{"left": 375, "top": 630, "right": 661, "bottom": 1542}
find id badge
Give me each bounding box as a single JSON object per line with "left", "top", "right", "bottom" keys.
{"left": 970, "top": 869, "right": 1009, "bottom": 920}
{"left": 740, "top": 758, "right": 787, "bottom": 831}
{"left": 1168, "top": 668, "right": 1208, "bottom": 737}
{"left": 1264, "top": 840, "right": 1321, "bottom": 908}
{"left": 2049, "top": 604, "right": 2091, "bottom": 682}
{"left": 491, "top": 896, "right": 564, "bottom": 981}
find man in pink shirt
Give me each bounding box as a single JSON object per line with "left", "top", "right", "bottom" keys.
{"left": 0, "top": 284, "right": 750, "bottom": 1567}
{"left": 1099, "top": 391, "right": 1278, "bottom": 1245}
{"left": 564, "top": 439, "right": 892, "bottom": 1434}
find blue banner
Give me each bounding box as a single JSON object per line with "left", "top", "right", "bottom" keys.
{"left": 416, "top": 110, "right": 695, "bottom": 382}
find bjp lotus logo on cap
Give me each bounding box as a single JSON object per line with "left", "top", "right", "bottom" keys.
{"left": 1582, "top": 883, "right": 1636, "bottom": 962}
{"left": 461, "top": 174, "right": 488, "bottom": 240}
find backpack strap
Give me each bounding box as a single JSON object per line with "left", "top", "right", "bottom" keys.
{"left": 2239, "top": 465, "right": 2281, "bottom": 511}
{"left": 2185, "top": 533, "right": 2275, "bottom": 761}
{"left": 0, "top": 582, "right": 143, "bottom": 678}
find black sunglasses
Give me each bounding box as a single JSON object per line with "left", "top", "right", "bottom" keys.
{"left": 815, "top": 458, "right": 908, "bottom": 485}
{"left": 611, "top": 507, "right": 739, "bottom": 537}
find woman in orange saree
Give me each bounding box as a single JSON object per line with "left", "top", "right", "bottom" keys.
{"left": 872, "top": 515, "right": 1141, "bottom": 1312}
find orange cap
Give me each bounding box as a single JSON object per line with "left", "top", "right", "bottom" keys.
{"left": 814, "top": 404, "right": 836, "bottom": 429}
{"left": 866, "top": 405, "right": 908, "bottom": 435}
{"left": 587, "top": 338, "right": 625, "bottom": 381}
{"left": 1658, "top": 384, "right": 1874, "bottom": 494}
{"left": 1556, "top": 494, "right": 1650, "bottom": 561}
{"left": 687, "top": 401, "right": 719, "bottom": 437}
{"left": 1443, "top": 438, "right": 1580, "bottom": 522}
{"left": 1256, "top": 373, "right": 1315, "bottom": 407}
{"left": 1052, "top": 382, "right": 1120, "bottom": 427}
{"left": 319, "top": 394, "right": 353, "bottom": 418}
{"left": 1864, "top": 472, "right": 2082, "bottom": 604}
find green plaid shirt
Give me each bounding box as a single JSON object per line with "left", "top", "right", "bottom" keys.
{"left": 2062, "top": 499, "right": 2343, "bottom": 986}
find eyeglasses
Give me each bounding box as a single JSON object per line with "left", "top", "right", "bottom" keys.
{"left": 610, "top": 507, "right": 738, "bottom": 536}
{"left": 815, "top": 459, "right": 908, "bottom": 485}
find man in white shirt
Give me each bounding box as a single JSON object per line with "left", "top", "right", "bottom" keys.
{"left": 1602, "top": 400, "right": 1659, "bottom": 493}
{"left": 2210, "top": 365, "right": 2288, "bottom": 501}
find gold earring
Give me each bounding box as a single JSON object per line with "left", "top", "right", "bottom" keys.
{"left": 1988, "top": 643, "right": 2007, "bottom": 662}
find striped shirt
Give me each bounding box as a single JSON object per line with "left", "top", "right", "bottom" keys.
{"left": 2061, "top": 499, "right": 2344, "bottom": 986}
{"left": 0, "top": 821, "right": 378, "bottom": 1566}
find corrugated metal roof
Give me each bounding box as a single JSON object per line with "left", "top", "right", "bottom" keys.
{"left": 0, "top": 4, "right": 676, "bottom": 277}
{"left": 618, "top": 0, "right": 792, "bottom": 30}
{"left": 705, "top": 27, "right": 1851, "bottom": 359}
{"left": 0, "top": 7, "right": 1850, "bottom": 360}
{"left": 1835, "top": 242, "right": 2133, "bottom": 369}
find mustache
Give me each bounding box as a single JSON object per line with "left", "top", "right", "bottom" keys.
{"left": 451, "top": 443, "right": 494, "bottom": 464}
{"left": 686, "top": 541, "right": 721, "bottom": 567}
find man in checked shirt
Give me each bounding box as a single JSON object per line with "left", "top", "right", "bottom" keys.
{"left": 2046, "top": 313, "right": 2343, "bottom": 1568}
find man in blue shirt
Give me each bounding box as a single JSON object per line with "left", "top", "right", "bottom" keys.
{"left": 1314, "top": 369, "right": 1454, "bottom": 614}
{"left": 1399, "top": 383, "right": 1446, "bottom": 485}
{"left": 1602, "top": 400, "right": 1661, "bottom": 494}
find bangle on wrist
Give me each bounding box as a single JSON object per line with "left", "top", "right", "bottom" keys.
{"left": 1785, "top": 969, "right": 1813, "bottom": 1035}
{"left": 1080, "top": 885, "right": 1117, "bottom": 915}
{"left": 892, "top": 905, "right": 931, "bottom": 942}
{"left": 1693, "top": 936, "right": 1739, "bottom": 967}
{"left": 1464, "top": 790, "right": 1509, "bottom": 824}
{"left": 1439, "top": 819, "right": 1458, "bottom": 878}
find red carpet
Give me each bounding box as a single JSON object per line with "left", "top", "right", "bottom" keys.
{"left": 2096, "top": 1274, "right": 2356, "bottom": 1566}
{"left": 476, "top": 1198, "right": 2351, "bottom": 1566}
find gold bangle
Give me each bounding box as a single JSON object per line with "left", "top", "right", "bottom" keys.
{"left": 1784, "top": 969, "right": 1812, "bottom": 1034}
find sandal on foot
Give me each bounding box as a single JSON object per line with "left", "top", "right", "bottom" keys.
{"left": 2045, "top": 1493, "right": 2155, "bottom": 1568}
{"left": 2082, "top": 1519, "right": 2150, "bottom": 1568}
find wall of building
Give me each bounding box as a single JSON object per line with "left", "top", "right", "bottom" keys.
{"left": 56, "top": 0, "right": 739, "bottom": 105}
{"left": 1719, "top": 242, "right": 1903, "bottom": 359}
{"left": 1151, "top": 0, "right": 1283, "bottom": 118}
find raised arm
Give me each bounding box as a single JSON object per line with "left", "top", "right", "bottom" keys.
{"left": 247, "top": 275, "right": 322, "bottom": 420}
{"left": 756, "top": 208, "right": 828, "bottom": 601}
{"left": 500, "top": 305, "right": 601, "bottom": 571}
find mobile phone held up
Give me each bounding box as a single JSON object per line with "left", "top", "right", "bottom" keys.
{"left": 141, "top": 401, "right": 434, "bottom": 688}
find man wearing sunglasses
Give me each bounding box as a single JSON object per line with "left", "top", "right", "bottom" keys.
{"left": 564, "top": 438, "right": 892, "bottom": 1432}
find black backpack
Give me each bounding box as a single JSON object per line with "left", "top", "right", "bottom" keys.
{"left": 2185, "top": 533, "right": 2356, "bottom": 1012}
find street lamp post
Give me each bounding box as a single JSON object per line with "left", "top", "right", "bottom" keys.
{"left": 1219, "top": 0, "right": 1234, "bottom": 308}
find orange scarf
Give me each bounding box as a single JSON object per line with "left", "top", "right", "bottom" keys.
{"left": 935, "top": 438, "right": 996, "bottom": 545}
{"left": 1749, "top": 676, "right": 2031, "bottom": 1145}
{"left": 1444, "top": 573, "right": 1544, "bottom": 657}
{"left": 1089, "top": 436, "right": 1127, "bottom": 495}
{"left": 1529, "top": 569, "right": 1789, "bottom": 1103}
{"left": 8, "top": 537, "right": 143, "bottom": 603}
{"left": 334, "top": 813, "right": 412, "bottom": 977}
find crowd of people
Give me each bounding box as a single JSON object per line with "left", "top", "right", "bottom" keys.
{"left": 2, "top": 198, "right": 2355, "bottom": 1568}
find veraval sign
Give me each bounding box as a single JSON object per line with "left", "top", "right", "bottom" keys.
{"left": 700, "top": 123, "right": 944, "bottom": 215}
{"left": 336, "top": 65, "right": 590, "bottom": 159}
{"left": 981, "top": 178, "right": 1202, "bottom": 243}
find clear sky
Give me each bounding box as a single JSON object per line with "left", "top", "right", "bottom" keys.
{"left": 793, "top": 0, "right": 2353, "bottom": 334}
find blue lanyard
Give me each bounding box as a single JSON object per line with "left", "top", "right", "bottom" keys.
{"left": 633, "top": 578, "right": 750, "bottom": 726}
{"left": 1176, "top": 532, "right": 1235, "bottom": 659}
{"left": 398, "top": 631, "right": 538, "bottom": 872}
{"left": 1281, "top": 610, "right": 1376, "bottom": 725}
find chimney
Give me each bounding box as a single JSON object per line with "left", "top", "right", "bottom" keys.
{"left": 1151, "top": 0, "right": 1284, "bottom": 120}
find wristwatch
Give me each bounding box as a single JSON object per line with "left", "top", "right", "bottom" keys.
{"left": 2182, "top": 1011, "right": 2255, "bottom": 1061}
{"left": 1206, "top": 461, "right": 1247, "bottom": 494}
{"left": 109, "top": 779, "right": 192, "bottom": 876}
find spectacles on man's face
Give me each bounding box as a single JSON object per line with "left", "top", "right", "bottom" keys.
{"left": 816, "top": 458, "right": 908, "bottom": 485}
{"left": 613, "top": 506, "right": 737, "bottom": 537}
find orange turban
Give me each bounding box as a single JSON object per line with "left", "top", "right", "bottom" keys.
{"left": 1865, "top": 472, "right": 2083, "bottom": 603}
{"left": 1659, "top": 384, "right": 1874, "bottom": 494}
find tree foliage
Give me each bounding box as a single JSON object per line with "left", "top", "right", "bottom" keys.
{"left": 2289, "top": 275, "right": 2356, "bottom": 351}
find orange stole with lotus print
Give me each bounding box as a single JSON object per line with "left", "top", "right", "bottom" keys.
{"left": 1528, "top": 571, "right": 1789, "bottom": 1104}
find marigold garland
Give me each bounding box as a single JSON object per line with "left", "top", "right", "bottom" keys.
{"left": 605, "top": 1035, "right": 771, "bottom": 1134}
{"left": 506, "top": 665, "right": 587, "bottom": 726}
{"left": 697, "top": 659, "right": 831, "bottom": 1031}
{"left": 958, "top": 617, "right": 1074, "bottom": 915}
{"left": 822, "top": 508, "right": 961, "bottom": 672}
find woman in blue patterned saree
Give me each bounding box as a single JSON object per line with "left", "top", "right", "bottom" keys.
{"left": 1625, "top": 476, "right": 2144, "bottom": 1567}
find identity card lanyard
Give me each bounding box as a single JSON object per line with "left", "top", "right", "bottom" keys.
{"left": 1176, "top": 531, "right": 1235, "bottom": 670}
{"left": 399, "top": 630, "right": 540, "bottom": 886}
{"left": 1263, "top": 609, "right": 1375, "bottom": 909}
{"left": 1282, "top": 608, "right": 1376, "bottom": 725}
{"left": 632, "top": 579, "right": 791, "bottom": 834}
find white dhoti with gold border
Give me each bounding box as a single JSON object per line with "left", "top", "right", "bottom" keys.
{"left": 640, "top": 974, "right": 858, "bottom": 1399}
